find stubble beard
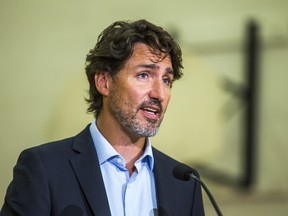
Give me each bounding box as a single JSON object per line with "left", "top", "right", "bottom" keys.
{"left": 109, "top": 96, "right": 163, "bottom": 138}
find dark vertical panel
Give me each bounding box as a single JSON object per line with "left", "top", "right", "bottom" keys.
{"left": 242, "top": 20, "right": 260, "bottom": 188}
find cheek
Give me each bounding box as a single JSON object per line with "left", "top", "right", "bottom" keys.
{"left": 160, "top": 92, "right": 171, "bottom": 113}
{"left": 126, "top": 85, "right": 147, "bottom": 100}
{"left": 118, "top": 87, "right": 145, "bottom": 109}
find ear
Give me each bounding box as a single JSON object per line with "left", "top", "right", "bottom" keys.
{"left": 94, "top": 72, "right": 111, "bottom": 96}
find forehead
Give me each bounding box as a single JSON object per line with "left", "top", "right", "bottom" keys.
{"left": 128, "top": 43, "right": 172, "bottom": 67}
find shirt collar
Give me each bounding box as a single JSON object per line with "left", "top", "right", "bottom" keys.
{"left": 138, "top": 138, "right": 154, "bottom": 171}
{"left": 89, "top": 120, "right": 154, "bottom": 171}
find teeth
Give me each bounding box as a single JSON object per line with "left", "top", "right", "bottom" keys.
{"left": 143, "top": 107, "right": 157, "bottom": 113}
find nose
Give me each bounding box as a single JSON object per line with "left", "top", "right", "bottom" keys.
{"left": 148, "top": 79, "right": 168, "bottom": 102}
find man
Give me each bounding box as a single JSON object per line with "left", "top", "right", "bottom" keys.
{"left": 1, "top": 20, "right": 204, "bottom": 216}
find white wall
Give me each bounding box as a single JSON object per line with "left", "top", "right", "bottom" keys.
{"left": 1, "top": 0, "right": 287, "bottom": 204}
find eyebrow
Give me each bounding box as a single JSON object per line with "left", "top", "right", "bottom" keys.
{"left": 137, "top": 64, "right": 174, "bottom": 75}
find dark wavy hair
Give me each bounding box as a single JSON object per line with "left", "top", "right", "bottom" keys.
{"left": 85, "top": 19, "right": 183, "bottom": 118}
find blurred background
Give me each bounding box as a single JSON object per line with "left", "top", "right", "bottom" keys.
{"left": 1, "top": 0, "right": 287, "bottom": 215}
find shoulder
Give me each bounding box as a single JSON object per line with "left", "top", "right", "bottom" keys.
{"left": 152, "top": 147, "right": 200, "bottom": 177}
{"left": 19, "top": 125, "right": 92, "bottom": 165}
{"left": 25, "top": 124, "right": 91, "bottom": 151}
{"left": 20, "top": 136, "right": 75, "bottom": 163}
{"left": 152, "top": 147, "right": 182, "bottom": 169}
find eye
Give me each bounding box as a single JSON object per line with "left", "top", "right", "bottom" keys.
{"left": 137, "top": 72, "right": 149, "bottom": 79}
{"left": 163, "top": 76, "right": 172, "bottom": 86}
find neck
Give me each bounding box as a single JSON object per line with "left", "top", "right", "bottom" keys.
{"left": 96, "top": 113, "right": 147, "bottom": 174}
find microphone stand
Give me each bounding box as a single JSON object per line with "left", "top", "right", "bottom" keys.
{"left": 186, "top": 173, "right": 223, "bottom": 216}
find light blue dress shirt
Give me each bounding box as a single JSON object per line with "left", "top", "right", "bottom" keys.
{"left": 89, "top": 120, "right": 158, "bottom": 216}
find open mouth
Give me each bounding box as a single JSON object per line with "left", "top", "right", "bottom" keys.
{"left": 139, "top": 100, "right": 163, "bottom": 120}
{"left": 142, "top": 106, "right": 160, "bottom": 115}
{"left": 140, "top": 104, "right": 162, "bottom": 120}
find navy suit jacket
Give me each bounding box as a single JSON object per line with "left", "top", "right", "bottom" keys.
{"left": 1, "top": 125, "right": 204, "bottom": 216}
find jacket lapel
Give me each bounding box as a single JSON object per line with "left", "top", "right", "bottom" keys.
{"left": 69, "top": 126, "right": 111, "bottom": 216}
{"left": 153, "top": 148, "right": 174, "bottom": 216}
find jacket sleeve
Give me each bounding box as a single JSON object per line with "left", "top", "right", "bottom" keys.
{"left": 0, "top": 148, "right": 51, "bottom": 216}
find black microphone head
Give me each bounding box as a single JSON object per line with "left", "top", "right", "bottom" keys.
{"left": 173, "top": 163, "right": 223, "bottom": 215}
{"left": 58, "top": 205, "right": 83, "bottom": 216}
{"left": 173, "top": 163, "right": 196, "bottom": 181}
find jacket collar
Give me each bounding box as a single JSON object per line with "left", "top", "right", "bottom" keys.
{"left": 70, "top": 125, "right": 111, "bottom": 216}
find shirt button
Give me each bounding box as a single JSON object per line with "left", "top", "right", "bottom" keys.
{"left": 116, "top": 158, "right": 122, "bottom": 164}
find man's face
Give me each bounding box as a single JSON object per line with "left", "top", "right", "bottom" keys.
{"left": 107, "top": 43, "right": 174, "bottom": 138}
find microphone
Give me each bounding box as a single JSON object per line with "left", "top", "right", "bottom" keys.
{"left": 58, "top": 205, "right": 83, "bottom": 216}
{"left": 173, "top": 163, "right": 223, "bottom": 216}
